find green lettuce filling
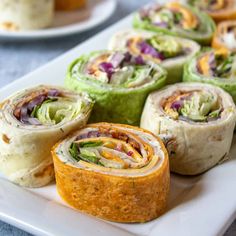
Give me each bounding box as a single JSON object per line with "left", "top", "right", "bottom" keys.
{"left": 83, "top": 52, "right": 160, "bottom": 88}
{"left": 31, "top": 97, "right": 83, "bottom": 125}
{"left": 69, "top": 141, "right": 104, "bottom": 166}
{"left": 214, "top": 55, "right": 234, "bottom": 78}
{"left": 124, "top": 65, "right": 153, "bottom": 87}
{"left": 148, "top": 37, "right": 182, "bottom": 58}
{"left": 179, "top": 91, "right": 221, "bottom": 121}
{"left": 147, "top": 8, "right": 196, "bottom": 31}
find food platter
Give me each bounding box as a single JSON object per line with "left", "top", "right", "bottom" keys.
{"left": 0, "top": 10, "right": 236, "bottom": 236}
{"left": 0, "top": 0, "right": 116, "bottom": 40}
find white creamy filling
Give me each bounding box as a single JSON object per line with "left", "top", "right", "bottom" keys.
{"left": 222, "top": 32, "right": 236, "bottom": 50}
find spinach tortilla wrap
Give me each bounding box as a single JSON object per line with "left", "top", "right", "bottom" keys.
{"left": 108, "top": 29, "right": 200, "bottom": 84}
{"left": 212, "top": 20, "right": 236, "bottom": 53}
{"left": 0, "top": 85, "right": 93, "bottom": 187}
{"left": 133, "top": 2, "right": 215, "bottom": 45}
{"left": 52, "top": 123, "right": 170, "bottom": 223}
{"left": 65, "top": 50, "right": 167, "bottom": 125}
{"left": 186, "top": 0, "right": 236, "bottom": 23}
{"left": 141, "top": 82, "right": 236, "bottom": 175}
{"left": 183, "top": 48, "right": 236, "bottom": 103}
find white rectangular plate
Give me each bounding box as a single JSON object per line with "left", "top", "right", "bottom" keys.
{"left": 0, "top": 14, "right": 236, "bottom": 236}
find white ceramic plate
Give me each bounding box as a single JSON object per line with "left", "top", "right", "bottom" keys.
{"left": 0, "top": 0, "right": 116, "bottom": 40}
{"left": 0, "top": 13, "right": 236, "bottom": 236}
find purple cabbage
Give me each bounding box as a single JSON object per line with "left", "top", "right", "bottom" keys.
{"left": 154, "top": 22, "right": 168, "bottom": 28}
{"left": 134, "top": 55, "right": 145, "bottom": 65}
{"left": 48, "top": 89, "right": 60, "bottom": 97}
{"left": 99, "top": 62, "right": 114, "bottom": 80}
{"left": 99, "top": 52, "right": 148, "bottom": 81}
{"left": 138, "top": 41, "right": 164, "bottom": 60}
{"left": 27, "top": 95, "right": 46, "bottom": 111}
{"left": 124, "top": 51, "right": 132, "bottom": 63}
{"left": 171, "top": 100, "right": 183, "bottom": 110}
{"left": 17, "top": 90, "right": 59, "bottom": 125}
{"left": 87, "top": 130, "right": 101, "bottom": 138}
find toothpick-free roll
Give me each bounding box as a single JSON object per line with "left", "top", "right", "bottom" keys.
{"left": 141, "top": 82, "right": 236, "bottom": 175}
{"left": 65, "top": 50, "right": 167, "bottom": 125}
{"left": 0, "top": 85, "right": 93, "bottom": 187}
{"left": 133, "top": 2, "right": 215, "bottom": 45}
{"left": 109, "top": 29, "right": 200, "bottom": 84}
{"left": 52, "top": 123, "right": 170, "bottom": 222}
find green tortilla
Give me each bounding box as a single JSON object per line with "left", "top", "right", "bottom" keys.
{"left": 183, "top": 48, "right": 236, "bottom": 103}
{"left": 133, "top": 3, "right": 215, "bottom": 46}
{"left": 65, "top": 50, "right": 167, "bottom": 125}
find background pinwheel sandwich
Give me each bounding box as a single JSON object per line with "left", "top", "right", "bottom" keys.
{"left": 0, "top": 0, "right": 54, "bottom": 31}
{"left": 109, "top": 29, "right": 200, "bottom": 84}
{"left": 212, "top": 20, "right": 236, "bottom": 53}
{"left": 133, "top": 2, "right": 215, "bottom": 45}
{"left": 183, "top": 48, "right": 236, "bottom": 102}
{"left": 187, "top": 0, "right": 236, "bottom": 23}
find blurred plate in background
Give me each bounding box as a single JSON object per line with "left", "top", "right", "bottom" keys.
{"left": 0, "top": 0, "right": 116, "bottom": 40}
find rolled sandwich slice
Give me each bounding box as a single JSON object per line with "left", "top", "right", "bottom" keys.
{"left": 108, "top": 29, "right": 200, "bottom": 84}
{"left": 183, "top": 48, "right": 236, "bottom": 103}
{"left": 0, "top": 85, "right": 93, "bottom": 187}
{"left": 133, "top": 2, "right": 215, "bottom": 45}
{"left": 141, "top": 82, "right": 236, "bottom": 175}
{"left": 0, "top": 0, "right": 54, "bottom": 31}
{"left": 187, "top": 0, "right": 236, "bottom": 23}
{"left": 212, "top": 21, "right": 236, "bottom": 53}
{"left": 52, "top": 123, "right": 170, "bottom": 223}
{"left": 65, "top": 50, "right": 167, "bottom": 125}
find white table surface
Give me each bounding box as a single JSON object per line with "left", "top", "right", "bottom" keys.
{"left": 0, "top": 0, "right": 235, "bottom": 235}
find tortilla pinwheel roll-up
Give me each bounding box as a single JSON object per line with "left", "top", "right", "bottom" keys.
{"left": 133, "top": 2, "right": 215, "bottom": 46}
{"left": 0, "top": 0, "right": 54, "bottom": 31}
{"left": 187, "top": 0, "right": 236, "bottom": 23}
{"left": 0, "top": 85, "right": 93, "bottom": 187}
{"left": 183, "top": 48, "right": 236, "bottom": 103}
{"left": 141, "top": 83, "right": 236, "bottom": 175}
{"left": 108, "top": 29, "right": 200, "bottom": 84}
{"left": 212, "top": 21, "right": 236, "bottom": 52}
{"left": 65, "top": 50, "right": 167, "bottom": 125}
{"left": 52, "top": 123, "right": 170, "bottom": 223}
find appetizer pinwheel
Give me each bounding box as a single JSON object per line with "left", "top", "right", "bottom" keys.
{"left": 187, "top": 0, "right": 236, "bottom": 23}
{"left": 109, "top": 29, "right": 200, "bottom": 84}
{"left": 212, "top": 21, "right": 236, "bottom": 52}
{"left": 0, "top": 85, "right": 93, "bottom": 187}
{"left": 65, "top": 50, "right": 167, "bottom": 125}
{"left": 183, "top": 48, "right": 236, "bottom": 102}
{"left": 52, "top": 123, "right": 170, "bottom": 223}
{"left": 141, "top": 83, "right": 236, "bottom": 175}
{"left": 133, "top": 2, "right": 215, "bottom": 45}
{"left": 0, "top": 0, "right": 54, "bottom": 31}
